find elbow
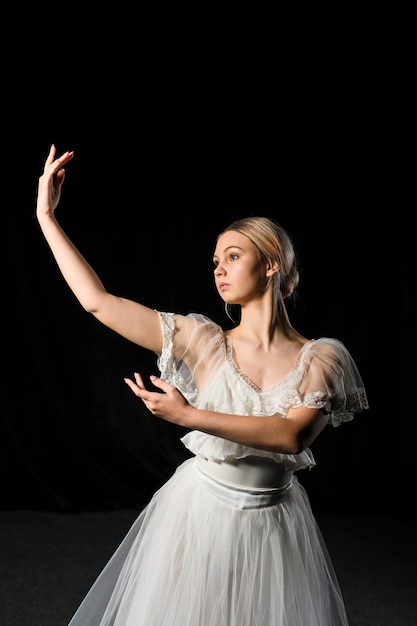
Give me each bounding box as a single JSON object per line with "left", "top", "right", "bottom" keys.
{"left": 80, "top": 291, "right": 109, "bottom": 315}
{"left": 78, "top": 300, "right": 98, "bottom": 314}
{"left": 83, "top": 303, "right": 99, "bottom": 314}
{"left": 274, "top": 411, "right": 328, "bottom": 455}
{"left": 269, "top": 434, "right": 304, "bottom": 455}
{"left": 281, "top": 429, "right": 312, "bottom": 455}
{"left": 284, "top": 438, "right": 306, "bottom": 455}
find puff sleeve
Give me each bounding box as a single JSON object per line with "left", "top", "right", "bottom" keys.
{"left": 298, "top": 338, "right": 369, "bottom": 426}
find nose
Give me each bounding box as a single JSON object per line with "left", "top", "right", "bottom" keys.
{"left": 214, "top": 263, "right": 225, "bottom": 277}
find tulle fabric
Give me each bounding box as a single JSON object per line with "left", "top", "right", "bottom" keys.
{"left": 67, "top": 311, "right": 366, "bottom": 624}
{"left": 68, "top": 457, "right": 349, "bottom": 626}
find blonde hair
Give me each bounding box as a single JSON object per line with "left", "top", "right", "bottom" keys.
{"left": 218, "top": 216, "right": 299, "bottom": 325}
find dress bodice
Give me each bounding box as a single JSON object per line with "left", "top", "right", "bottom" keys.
{"left": 156, "top": 311, "right": 368, "bottom": 471}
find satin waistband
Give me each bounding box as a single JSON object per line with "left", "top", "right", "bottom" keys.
{"left": 194, "top": 460, "right": 293, "bottom": 509}
{"left": 195, "top": 455, "right": 293, "bottom": 489}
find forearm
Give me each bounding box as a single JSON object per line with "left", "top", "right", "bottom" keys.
{"left": 181, "top": 406, "right": 305, "bottom": 454}
{"left": 128, "top": 373, "right": 326, "bottom": 454}
{"left": 37, "top": 213, "right": 107, "bottom": 312}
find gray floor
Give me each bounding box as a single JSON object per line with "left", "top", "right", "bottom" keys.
{"left": 1, "top": 509, "right": 416, "bottom": 625}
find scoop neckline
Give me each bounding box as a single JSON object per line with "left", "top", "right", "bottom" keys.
{"left": 225, "top": 335, "right": 315, "bottom": 393}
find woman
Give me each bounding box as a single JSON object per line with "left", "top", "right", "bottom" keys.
{"left": 36, "top": 145, "right": 368, "bottom": 625}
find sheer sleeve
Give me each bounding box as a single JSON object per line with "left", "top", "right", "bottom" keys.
{"left": 155, "top": 311, "right": 224, "bottom": 405}
{"left": 298, "top": 338, "right": 369, "bottom": 426}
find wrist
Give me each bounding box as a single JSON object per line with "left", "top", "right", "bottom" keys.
{"left": 182, "top": 404, "right": 198, "bottom": 429}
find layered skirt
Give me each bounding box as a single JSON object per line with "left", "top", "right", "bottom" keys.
{"left": 68, "top": 457, "right": 349, "bottom": 625}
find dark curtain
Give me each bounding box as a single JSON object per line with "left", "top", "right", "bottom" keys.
{"left": 1, "top": 114, "right": 415, "bottom": 518}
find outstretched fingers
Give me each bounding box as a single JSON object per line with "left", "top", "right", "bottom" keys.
{"left": 124, "top": 373, "right": 190, "bottom": 424}
{"left": 43, "top": 144, "right": 74, "bottom": 177}
{"left": 123, "top": 372, "right": 148, "bottom": 398}
{"left": 44, "top": 144, "right": 57, "bottom": 168}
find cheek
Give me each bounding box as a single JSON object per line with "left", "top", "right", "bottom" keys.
{"left": 236, "top": 265, "right": 262, "bottom": 289}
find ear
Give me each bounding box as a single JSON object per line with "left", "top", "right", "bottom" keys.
{"left": 266, "top": 262, "right": 279, "bottom": 277}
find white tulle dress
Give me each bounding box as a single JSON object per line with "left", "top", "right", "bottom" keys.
{"left": 68, "top": 312, "right": 368, "bottom": 626}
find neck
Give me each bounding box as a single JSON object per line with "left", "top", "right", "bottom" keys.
{"left": 235, "top": 300, "right": 296, "bottom": 344}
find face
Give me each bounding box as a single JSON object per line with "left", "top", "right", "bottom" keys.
{"left": 213, "top": 230, "right": 266, "bottom": 305}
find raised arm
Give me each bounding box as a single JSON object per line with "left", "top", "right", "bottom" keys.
{"left": 36, "top": 145, "right": 162, "bottom": 352}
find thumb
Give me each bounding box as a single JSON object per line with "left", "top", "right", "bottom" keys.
{"left": 55, "top": 168, "right": 66, "bottom": 187}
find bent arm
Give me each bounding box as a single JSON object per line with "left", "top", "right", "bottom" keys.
{"left": 36, "top": 146, "right": 162, "bottom": 352}
{"left": 126, "top": 373, "right": 329, "bottom": 454}
{"left": 170, "top": 404, "right": 328, "bottom": 454}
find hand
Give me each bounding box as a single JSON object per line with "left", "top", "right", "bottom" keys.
{"left": 36, "top": 144, "right": 74, "bottom": 220}
{"left": 124, "top": 372, "right": 191, "bottom": 426}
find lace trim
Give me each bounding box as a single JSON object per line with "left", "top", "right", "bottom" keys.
{"left": 225, "top": 336, "right": 315, "bottom": 393}
{"left": 157, "top": 312, "right": 198, "bottom": 402}
{"left": 157, "top": 311, "right": 175, "bottom": 377}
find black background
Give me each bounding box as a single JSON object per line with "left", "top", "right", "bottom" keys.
{"left": 1, "top": 34, "right": 415, "bottom": 519}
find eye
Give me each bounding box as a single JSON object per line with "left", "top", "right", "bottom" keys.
{"left": 213, "top": 259, "right": 219, "bottom": 268}
{"left": 229, "top": 254, "right": 239, "bottom": 261}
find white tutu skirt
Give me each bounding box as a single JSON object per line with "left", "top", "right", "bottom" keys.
{"left": 68, "top": 457, "right": 349, "bottom": 626}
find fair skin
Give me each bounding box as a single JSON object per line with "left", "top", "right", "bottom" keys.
{"left": 36, "top": 145, "right": 329, "bottom": 455}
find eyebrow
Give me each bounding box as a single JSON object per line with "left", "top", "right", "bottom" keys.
{"left": 213, "top": 245, "right": 245, "bottom": 259}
